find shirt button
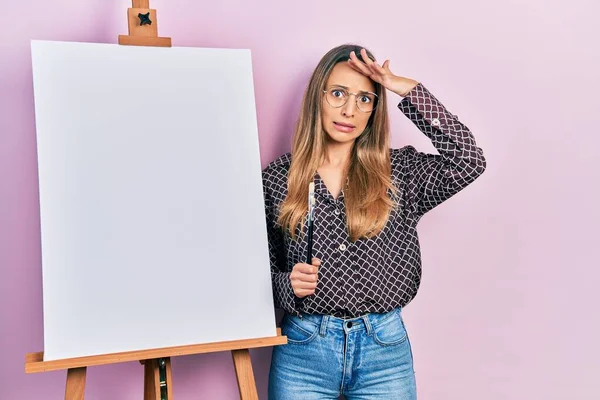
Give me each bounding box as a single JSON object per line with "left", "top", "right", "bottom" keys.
{"left": 339, "top": 244, "right": 347, "bottom": 251}
{"left": 431, "top": 118, "right": 441, "bottom": 127}
{"left": 334, "top": 208, "right": 341, "bottom": 215}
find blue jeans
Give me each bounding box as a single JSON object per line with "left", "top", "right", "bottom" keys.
{"left": 268, "top": 308, "right": 417, "bottom": 399}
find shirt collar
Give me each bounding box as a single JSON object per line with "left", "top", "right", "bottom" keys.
{"left": 313, "top": 170, "right": 344, "bottom": 203}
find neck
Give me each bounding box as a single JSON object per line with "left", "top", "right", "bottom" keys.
{"left": 322, "top": 140, "right": 354, "bottom": 168}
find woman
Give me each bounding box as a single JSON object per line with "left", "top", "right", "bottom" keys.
{"left": 262, "top": 44, "right": 486, "bottom": 399}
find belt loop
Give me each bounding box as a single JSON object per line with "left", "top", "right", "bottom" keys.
{"left": 362, "top": 314, "right": 373, "bottom": 336}
{"left": 319, "top": 315, "right": 329, "bottom": 337}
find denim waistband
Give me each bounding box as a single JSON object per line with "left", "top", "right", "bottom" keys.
{"left": 285, "top": 307, "right": 402, "bottom": 335}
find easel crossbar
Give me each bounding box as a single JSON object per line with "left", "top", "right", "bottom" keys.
{"left": 26, "top": 329, "right": 285, "bottom": 373}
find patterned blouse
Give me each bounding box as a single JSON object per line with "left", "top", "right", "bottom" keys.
{"left": 262, "top": 83, "right": 486, "bottom": 318}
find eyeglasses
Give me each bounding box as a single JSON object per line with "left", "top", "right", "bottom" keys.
{"left": 323, "top": 86, "right": 378, "bottom": 113}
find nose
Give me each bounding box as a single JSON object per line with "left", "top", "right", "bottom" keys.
{"left": 342, "top": 94, "right": 356, "bottom": 117}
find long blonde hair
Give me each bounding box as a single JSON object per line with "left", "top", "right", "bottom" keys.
{"left": 278, "top": 44, "right": 398, "bottom": 242}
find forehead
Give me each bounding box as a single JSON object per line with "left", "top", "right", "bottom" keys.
{"left": 326, "top": 62, "right": 375, "bottom": 93}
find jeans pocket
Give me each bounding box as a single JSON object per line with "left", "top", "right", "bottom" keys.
{"left": 372, "top": 311, "right": 408, "bottom": 347}
{"left": 281, "top": 315, "right": 320, "bottom": 345}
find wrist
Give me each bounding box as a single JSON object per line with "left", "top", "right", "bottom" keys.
{"left": 391, "top": 77, "right": 419, "bottom": 97}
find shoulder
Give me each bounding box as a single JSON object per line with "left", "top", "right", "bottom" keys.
{"left": 262, "top": 152, "right": 292, "bottom": 198}
{"left": 390, "top": 146, "right": 420, "bottom": 170}
{"left": 262, "top": 152, "right": 291, "bottom": 180}
{"left": 390, "top": 145, "right": 436, "bottom": 183}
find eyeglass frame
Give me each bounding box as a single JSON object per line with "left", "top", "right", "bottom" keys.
{"left": 322, "top": 86, "right": 379, "bottom": 113}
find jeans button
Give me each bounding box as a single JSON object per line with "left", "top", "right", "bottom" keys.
{"left": 346, "top": 321, "right": 353, "bottom": 328}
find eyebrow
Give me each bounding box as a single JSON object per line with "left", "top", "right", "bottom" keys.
{"left": 329, "top": 84, "right": 376, "bottom": 95}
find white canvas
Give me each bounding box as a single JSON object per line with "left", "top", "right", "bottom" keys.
{"left": 30, "top": 40, "right": 277, "bottom": 361}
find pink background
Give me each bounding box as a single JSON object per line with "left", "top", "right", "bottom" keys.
{"left": 1, "top": 0, "right": 598, "bottom": 399}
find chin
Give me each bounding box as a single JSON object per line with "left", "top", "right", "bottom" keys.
{"left": 326, "top": 131, "right": 358, "bottom": 144}
{"left": 325, "top": 125, "right": 362, "bottom": 144}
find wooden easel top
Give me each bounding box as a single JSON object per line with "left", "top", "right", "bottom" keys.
{"left": 118, "top": 0, "right": 172, "bottom": 47}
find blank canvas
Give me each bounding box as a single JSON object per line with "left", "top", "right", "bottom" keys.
{"left": 30, "top": 40, "right": 276, "bottom": 361}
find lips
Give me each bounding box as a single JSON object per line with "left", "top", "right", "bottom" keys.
{"left": 334, "top": 122, "right": 355, "bottom": 128}
{"left": 333, "top": 121, "right": 356, "bottom": 133}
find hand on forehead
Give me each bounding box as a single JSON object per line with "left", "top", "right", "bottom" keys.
{"left": 325, "top": 62, "right": 375, "bottom": 94}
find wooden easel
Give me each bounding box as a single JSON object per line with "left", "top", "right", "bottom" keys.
{"left": 118, "top": 0, "right": 171, "bottom": 47}
{"left": 26, "top": 1, "right": 287, "bottom": 398}
{"left": 26, "top": 331, "right": 287, "bottom": 399}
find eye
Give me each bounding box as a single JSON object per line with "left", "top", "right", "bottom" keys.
{"left": 359, "top": 95, "right": 372, "bottom": 104}
{"left": 331, "top": 89, "right": 346, "bottom": 98}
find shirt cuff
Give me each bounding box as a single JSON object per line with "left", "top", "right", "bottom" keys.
{"left": 398, "top": 82, "right": 455, "bottom": 131}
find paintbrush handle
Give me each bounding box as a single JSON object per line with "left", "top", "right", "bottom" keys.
{"left": 306, "top": 222, "right": 313, "bottom": 264}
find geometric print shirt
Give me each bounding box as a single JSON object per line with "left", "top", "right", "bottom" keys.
{"left": 261, "top": 83, "right": 487, "bottom": 318}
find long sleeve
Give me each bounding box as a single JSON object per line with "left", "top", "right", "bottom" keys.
{"left": 398, "top": 83, "right": 486, "bottom": 215}
{"left": 262, "top": 172, "right": 297, "bottom": 313}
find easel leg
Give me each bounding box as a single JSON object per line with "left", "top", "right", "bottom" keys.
{"left": 65, "top": 367, "right": 86, "bottom": 400}
{"left": 143, "top": 359, "right": 160, "bottom": 400}
{"left": 164, "top": 358, "right": 173, "bottom": 399}
{"left": 231, "top": 349, "right": 258, "bottom": 400}
{"left": 143, "top": 358, "right": 172, "bottom": 400}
